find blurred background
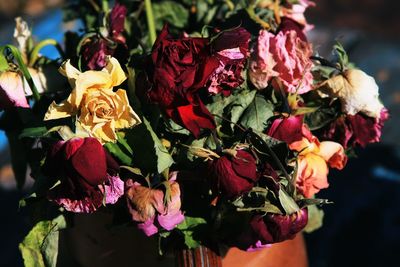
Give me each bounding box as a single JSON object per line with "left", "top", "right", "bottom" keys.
{"left": 0, "top": 0, "right": 399, "bottom": 266}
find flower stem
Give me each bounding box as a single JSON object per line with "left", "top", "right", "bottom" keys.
{"left": 102, "top": 0, "right": 109, "bottom": 12}
{"left": 29, "top": 39, "right": 65, "bottom": 66}
{"left": 2, "top": 45, "right": 40, "bottom": 101}
{"left": 145, "top": 0, "right": 157, "bottom": 46}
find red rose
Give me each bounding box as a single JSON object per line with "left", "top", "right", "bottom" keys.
{"left": 146, "top": 26, "right": 250, "bottom": 137}
{"left": 147, "top": 25, "right": 219, "bottom": 137}
{"left": 43, "top": 137, "right": 123, "bottom": 213}
{"left": 208, "top": 150, "right": 258, "bottom": 198}
{"left": 267, "top": 115, "right": 304, "bottom": 144}
{"left": 235, "top": 209, "right": 308, "bottom": 250}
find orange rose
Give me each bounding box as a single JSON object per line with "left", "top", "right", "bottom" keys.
{"left": 289, "top": 126, "right": 347, "bottom": 198}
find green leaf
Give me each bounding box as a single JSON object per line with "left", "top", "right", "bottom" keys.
{"left": 239, "top": 93, "right": 274, "bottom": 132}
{"left": 144, "top": 118, "right": 174, "bottom": 173}
{"left": 334, "top": 41, "right": 349, "bottom": 70}
{"left": 304, "top": 205, "right": 325, "bottom": 233}
{"left": 19, "top": 127, "right": 47, "bottom": 138}
{"left": 0, "top": 50, "right": 8, "bottom": 72}
{"left": 116, "top": 133, "right": 133, "bottom": 155}
{"left": 304, "top": 106, "right": 339, "bottom": 131}
{"left": 164, "top": 119, "right": 191, "bottom": 135}
{"left": 19, "top": 215, "right": 66, "bottom": 267}
{"left": 227, "top": 90, "right": 257, "bottom": 126}
{"left": 206, "top": 89, "right": 256, "bottom": 127}
{"left": 152, "top": 1, "right": 189, "bottom": 30}
{"left": 278, "top": 188, "right": 300, "bottom": 215}
{"left": 176, "top": 216, "right": 207, "bottom": 249}
{"left": 104, "top": 142, "right": 133, "bottom": 166}
{"left": 126, "top": 68, "right": 142, "bottom": 115}
{"left": 126, "top": 117, "right": 173, "bottom": 173}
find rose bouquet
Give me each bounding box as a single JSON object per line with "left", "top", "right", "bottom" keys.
{"left": 0, "top": 0, "right": 388, "bottom": 266}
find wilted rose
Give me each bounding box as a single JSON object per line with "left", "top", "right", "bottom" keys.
{"left": 146, "top": 26, "right": 220, "bottom": 137}
{"left": 249, "top": 29, "right": 313, "bottom": 93}
{"left": 44, "top": 57, "right": 141, "bottom": 143}
{"left": 267, "top": 115, "right": 304, "bottom": 144}
{"left": 317, "top": 69, "right": 384, "bottom": 118}
{"left": 235, "top": 209, "right": 308, "bottom": 250}
{"left": 322, "top": 108, "right": 389, "bottom": 149}
{"left": 43, "top": 137, "right": 124, "bottom": 213}
{"left": 126, "top": 172, "right": 185, "bottom": 236}
{"left": 81, "top": 2, "right": 128, "bottom": 70}
{"left": 206, "top": 28, "right": 250, "bottom": 95}
{"left": 281, "top": 0, "right": 315, "bottom": 32}
{"left": 208, "top": 149, "right": 258, "bottom": 199}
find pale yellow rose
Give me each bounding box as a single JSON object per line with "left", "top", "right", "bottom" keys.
{"left": 44, "top": 57, "right": 141, "bottom": 143}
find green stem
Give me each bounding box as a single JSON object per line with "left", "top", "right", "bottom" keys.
{"left": 2, "top": 45, "right": 40, "bottom": 101}
{"left": 145, "top": 0, "right": 157, "bottom": 46}
{"left": 102, "top": 0, "right": 109, "bottom": 12}
{"left": 29, "top": 39, "right": 65, "bottom": 66}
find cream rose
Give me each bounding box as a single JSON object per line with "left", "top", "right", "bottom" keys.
{"left": 44, "top": 57, "right": 141, "bottom": 143}
{"left": 317, "top": 69, "right": 384, "bottom": 118}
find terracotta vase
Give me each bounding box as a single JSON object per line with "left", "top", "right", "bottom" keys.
{"left": 174, "top": 234, "right": 308, "bottom": 267}
{"left": 58, "top": 212, "right": 308, "bottom": 267}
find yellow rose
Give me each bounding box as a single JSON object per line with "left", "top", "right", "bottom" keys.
{"left": 44, "top": 57, "right": 141, "bottom": 143}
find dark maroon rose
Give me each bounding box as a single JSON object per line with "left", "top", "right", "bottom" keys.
{"left": 320, "top": 116, "right": 352, "bottom": 148}
{"left": 43, "top": 137, "right": 123, "bottom": 213}
{"left": 82, "top": 39, "right": 111, "bottom": 71}
{"left": 147, "top": 25, "right": 220, "bottom": 137}
{"left": 81, "top": 2, "right": 128, "bottom": 70}
{"left": 267, "top": 115, "right": 304, "bottom": 144}
{"left": 278, "top": 17, "right": 307, "bottom": 42}
{"left": 207, "top": 28, "right": 251, "bottom": 96}
{"left": 109, "top": 2, "right": 127, "bottom": 42}
{"left": 321, "top": 108, "right": 389, "bottom": 149}
{"left": 235, "top": 209, "right": 308, "bottom": 250}
{"left": 208, "top": 150, "right": 258, "bottom": 198}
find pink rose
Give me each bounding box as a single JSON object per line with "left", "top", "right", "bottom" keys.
{"left": 282, "top": 0, "right": 315, "bottom": 32}
{"left": 249, "top": 29, "right": 313, "bottom": 94}
{"left": 126, "top": 172, "right": 184, "bottom": 236}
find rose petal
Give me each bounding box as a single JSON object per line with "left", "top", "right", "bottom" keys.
{"left": 70, "top": 138, "right": 107, "bottom": 186}
{"left": 296, "top": 154, "right": 329, "bottom": 198}
{"left": 138, "top": 217, "right": 159, "bottom": 236}
{"left": 267, "top": 115, "right": 304, "bottom": 144}
{"left": 0, "top": 71, "right": 30, "bottom": 109}
{"left": 318, "top": 141, "right": 347, "bottom": 170}
{"left": 104, "top": 174, "right": 124, "bottom": 204}
{"left": 157, "top": 181, "right": 184, "bottom": 231}
{"left": 49, "top": 185, "right": 103, "bottom": 213}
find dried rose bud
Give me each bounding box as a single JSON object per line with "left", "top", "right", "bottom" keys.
{"left": 208, "top": 149, "right": 259, "bottom": 198}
